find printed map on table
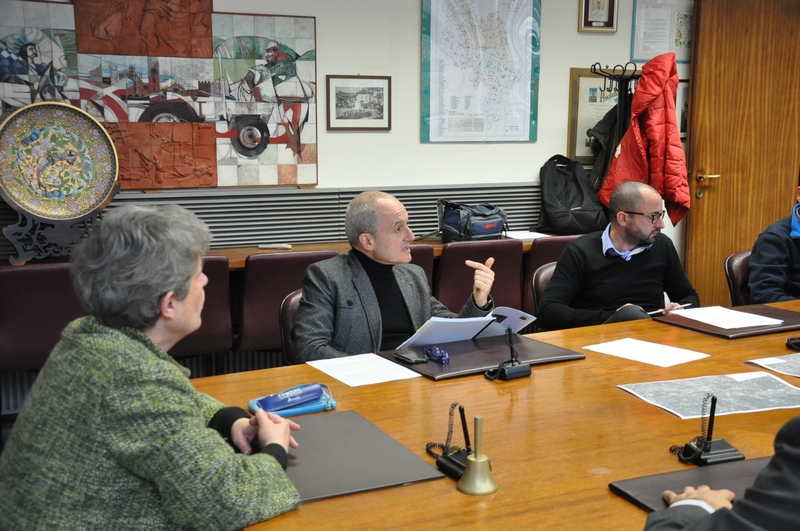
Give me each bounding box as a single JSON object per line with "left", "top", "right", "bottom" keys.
{"left": 619, "top": 372, "right": 800, "bottom": 419}
{"left": 748, "top": 353, "right": 800, "bottom": 379}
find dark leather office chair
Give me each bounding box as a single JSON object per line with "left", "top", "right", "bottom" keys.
{"left": 0, "top": 263, "right": 87, "bottom": 372}
{"left": 434, "top": 239, "right": 523, "bottom": 312}
{"left": 236, "top": 250, "right": 337, "bottom": 351}
{"left": 170, "top": 256, "right": 233, "bottom": 358}
{"left": 409, "top": 244, "right": 435, "bottom": 292}
{"left": 724, "top": 250, "right": 752, "bottom": 307}
{"left": 0, "top": 263, "right": 87, "bottom": 447}
{"left": 522, "top": 235, "right": 580, "bottom": 316}
{"left": 532, "top": 262, "right": 557, "bottom": 316}
{"left": 280, "top": 289, "right": 303, "bottom": 365}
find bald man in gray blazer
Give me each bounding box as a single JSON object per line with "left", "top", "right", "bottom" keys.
{"left": 294, "top": 191, "right": 495, "bottom": 361}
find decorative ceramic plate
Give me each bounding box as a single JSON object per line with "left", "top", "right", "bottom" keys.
{"left": 0, "top": 102, "right": 118, "bottom": 221}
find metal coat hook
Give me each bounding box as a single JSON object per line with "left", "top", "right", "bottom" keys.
{"left": 590, "top": 61, "right": 640, "bottom": 81}
{"left": 589, "top": 61, "right": 642, "bottom": 144}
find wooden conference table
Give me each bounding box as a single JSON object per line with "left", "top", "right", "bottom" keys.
{"left": 192, "top": 300, "right": 800, "bottom": 530}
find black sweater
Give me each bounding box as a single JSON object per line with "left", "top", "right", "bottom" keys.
{"left": 536, "top": 231, "right": 699, "bottom": 330}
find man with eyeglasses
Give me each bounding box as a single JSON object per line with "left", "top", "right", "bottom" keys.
{"left": 536, "top": 181, "right": 699, "bottom": 330}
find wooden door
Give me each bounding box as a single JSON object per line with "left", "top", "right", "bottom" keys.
{"left": 684, "top": 0, "right": 800, "bottom": 306}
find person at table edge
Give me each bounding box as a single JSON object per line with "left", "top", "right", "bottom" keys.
{"left": 644, "top": 415, "right": 800, "bottom": 530}
{"left": 536, "top": 181, "right": 699, "bottom": 330}
{"left": 748, "top": 182, "right": 800, "bottom": 303}
{"left": 293, "top": 190, "right": 496, "bottom": 361}
{"left": 0, "top": 204, "right": 301, "bottom": 530}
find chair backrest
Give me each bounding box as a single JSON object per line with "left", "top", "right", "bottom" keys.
{"left": 170, "top": 255, "right": 233, "bottom": 358}
{"left": 724, "top": 250, "right": 752, "bottom": 306}
{"left": 409, "top": 244, "right": 434, "bottom": 292}
{"left": 532, "top": 262, "right": 557, "bottom": 317}
{"left": 280, "top": 289, "right": 303, "bottom": 365}
{"left": 434, "top": 239, "right": 523, "bottom": 311}
{"left": 522, "top": 235, "right": 580, "bottom": 315}
{"left": 0, "top": 263, "right": 87, "bottom": 372}
{"left": 237, "top": 250, "right": 338, "bottom": 351}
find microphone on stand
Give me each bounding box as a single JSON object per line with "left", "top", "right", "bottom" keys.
{"left": 497, "top": 326, "right": 530, "bottom": 380}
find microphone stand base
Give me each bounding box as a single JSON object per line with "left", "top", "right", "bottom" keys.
{"left": 499, "top": 363, "right": 531, "bottom": 380}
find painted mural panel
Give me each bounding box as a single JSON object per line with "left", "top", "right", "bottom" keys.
{"left": 212, "top": 13, "right": 317, "bottom": 186}
{"left": 73, "top": 0, "right": 213, "bottom": 58}
{"left": 0, "top": 2, "right": 317, "bottom": 188}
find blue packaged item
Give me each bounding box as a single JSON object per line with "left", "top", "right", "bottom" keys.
{"left": 248, "top": 383, "right": 336, "bottom": 417}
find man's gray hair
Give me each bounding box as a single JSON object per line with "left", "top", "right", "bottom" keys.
{"left": 345, "top": 191, "right": 397, "bottom": 247}
{"left": 608, "top": 181, "right": 658, "bottom": 219}
{"left": 70, "top": 204, "right": 211, "bottom": 330}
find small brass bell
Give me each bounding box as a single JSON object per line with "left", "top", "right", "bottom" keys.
{"left": 457, "top": 415, "right": 498, "bottom": 495}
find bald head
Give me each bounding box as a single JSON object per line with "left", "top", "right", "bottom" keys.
{"left": 609, "top": 182, "right": 661, "bottom": 222}
{"left": 345, "top": 191, "right": 400, "bottom": 248}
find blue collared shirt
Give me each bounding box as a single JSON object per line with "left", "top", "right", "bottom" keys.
{"left": 601, "top": 224, "right": 654, "bottom": 261}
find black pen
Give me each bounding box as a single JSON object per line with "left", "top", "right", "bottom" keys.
{"left": 459, "top": 405, "right": 472, "bottom": 455}
{"left": 706, "top": 395, "right": 717, "bottom": 441}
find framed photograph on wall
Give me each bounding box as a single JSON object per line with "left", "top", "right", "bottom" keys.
{"left": 567, "top": 68, "right": 618, "bottom": 165}
{"left": 327, "top": 75, "right": 391, "bottom": 131}
{"left": 579, "top": 0, "right": 618, "bottom": 33}
{"left": 675, "top": 79, "right": 689, "bottom": 139}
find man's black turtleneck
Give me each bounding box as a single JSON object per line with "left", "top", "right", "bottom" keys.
{"left": 351, "top": 248, "right": 415, "bottom": 350}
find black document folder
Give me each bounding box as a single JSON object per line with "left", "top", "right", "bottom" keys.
{"left": 608, "top": 457, "right": 770, "bottom": 512}
{"left": 653, "top": 304, "right": 800, "bottom": 339}
{"left": 379, "top": 334, "right": 585, "bottom": 380}
{"left": 286, "top": 410, "right": 443, "bottom": 501}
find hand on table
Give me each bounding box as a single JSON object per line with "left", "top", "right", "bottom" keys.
{"left": 663, "top": 485, "right": 735, "bottom": 511}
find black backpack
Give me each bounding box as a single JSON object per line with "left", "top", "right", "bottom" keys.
{"left": 532, "top": 154, "right": 608, "bottom": 235}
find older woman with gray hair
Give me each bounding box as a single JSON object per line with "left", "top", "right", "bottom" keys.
{"left": 0, "top": 204, "right": 301, "bottom": 530}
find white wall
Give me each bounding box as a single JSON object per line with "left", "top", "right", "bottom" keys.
{"left": 216, "top": 0, "right": 687, "bottom": 245}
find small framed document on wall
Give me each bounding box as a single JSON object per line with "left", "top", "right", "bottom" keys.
{"left": 631, "top": 0, "right": 694, "bottom": 63}
{"left": 579, "top": 0, "right": 618, "bottom": 33}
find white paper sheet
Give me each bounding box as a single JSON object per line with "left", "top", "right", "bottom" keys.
{"left": 505, "top": 230, "right": 552, "bottom": 241}
{"left": 673, "top": 306, "right": 783, "bottom": 329}
{"left": 583, "top": 337, "right": 709, "bottom": 367}
{"left": 478, "top": 306, "right": 536, "bottom": 336}
{"left": 307, "top": 353, "right": 421, "bottom": 387}
{"left": 397, "top": 316, "right": 494, "bottom": 348}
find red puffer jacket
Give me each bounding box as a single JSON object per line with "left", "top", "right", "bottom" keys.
{"left": 598, "top": 52, "right": 690, "bottom": 225}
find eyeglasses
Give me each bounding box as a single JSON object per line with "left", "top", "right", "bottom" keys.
{"left": 624, "top": 210, "right": 666, "bottom": 224}
{"left": 425, "top": 346, "right": 449, "bottom": 365}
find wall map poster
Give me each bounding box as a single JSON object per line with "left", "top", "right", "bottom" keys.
{"left": 0, "top": 1, "right": 317, "bottom": 189}
{"left": 421, "top": 0, "right": 540, "bottom": 143}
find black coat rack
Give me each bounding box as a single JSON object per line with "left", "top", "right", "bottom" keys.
{"left": 590, "top": 62, "right": 640, "bottom": 147}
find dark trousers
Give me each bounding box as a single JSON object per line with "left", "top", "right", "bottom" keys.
{"left": 603, "top": 305, "right": 650, "bottom": 324}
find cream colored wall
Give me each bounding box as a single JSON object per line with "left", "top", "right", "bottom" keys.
{"left": 213, "top": 0, "right": 686, "bottom": 248}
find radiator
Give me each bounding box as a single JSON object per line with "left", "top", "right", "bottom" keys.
{"left": 0, "top": 183, "right": 542, "bottom": 259}
{"left": 1, "top": 371, "right": 38, "bottom": 416}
